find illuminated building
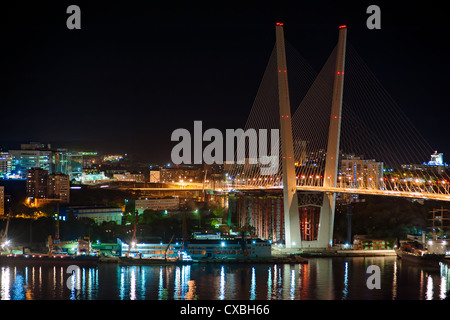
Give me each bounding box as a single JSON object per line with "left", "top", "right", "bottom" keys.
{"left": 131, "top": 198, "right": 180, "bottom": 214}
{"left": 75, "top": 171, "right": 109, "bottom": 184}
{"left": 66, "top": 153, "right": 83, "bottom": 178}
{"left": 26, "top": 168, "right": 70, "bottom": 204}
{"left": 401, "top": 151, "right": 448, "bottom": 175}
{"left": 10, "top": 142, "right": 53, "bottom": 176}
{"left": 60, "top": 206, "right": 123, "bottom": 225}
{"left": 102, "top": 154, "right": 124, "bottom": 162}
{"left": 48, "top": 173, "right": 70, "bottom": 203}
{"left": 428, "top": 151, "right": 444, "bottom": 166}
{"left": 149, "top": 170, "right": 160, "bottom": 183}
{"left": 81, "top": 152, "right": 100, "bottom": 168}
{"left": 340, "top": 155, "right": 384, "bottom": 189}
{"left": 113, "top": 171, "right": 146, "bottom": 183}
{"left": 26, "top": 168, "right": 49, "bottom": 200}
{"left": 121, "top": 237, "right": 271, "bottom": 259}
{"left": 53, "top": 150, "right": 68, "bottom": 175}
{"left": 10, "top": 149, "right": 52, "bottom": 177}
{"left": 160, "top": 166, "right": 204, "bottom": 183}
{"left": 0, "top": 152, "right": 12, "bottom": 178}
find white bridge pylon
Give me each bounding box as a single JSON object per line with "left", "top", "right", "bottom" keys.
{"left": 276, "top": 23, "right": 347, "bottom": 249}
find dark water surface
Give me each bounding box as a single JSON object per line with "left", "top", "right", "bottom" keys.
{"left": 1, "top": 257, "right": 449, "bottom": 300}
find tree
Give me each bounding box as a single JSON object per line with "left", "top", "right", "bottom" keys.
{"left": 347, "top": 196, "right": 428, "bottom": 241}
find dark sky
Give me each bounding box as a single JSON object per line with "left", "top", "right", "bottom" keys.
{"left": 0, "top": 1, "right": 449, "bottom": 163}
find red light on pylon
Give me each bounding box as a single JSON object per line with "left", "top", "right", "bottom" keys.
{"left": 276, "top": 22, "right": 284, "bottom": 26}
{"left": 337, "top": 71, "right": 341, "bottom": 75}
{"left": 339, "top": 25, "right": 347, "bottom": 29}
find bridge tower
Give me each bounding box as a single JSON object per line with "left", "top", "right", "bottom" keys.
{"left": 317, "top": 25, "right": 347, "bottom": 248}
{"left": 275, "top": 22, "right": 302, "bottom": 248}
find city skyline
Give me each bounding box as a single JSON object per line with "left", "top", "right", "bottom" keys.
{"left": 0, "top": 1, "right": 449, "bottom": 163}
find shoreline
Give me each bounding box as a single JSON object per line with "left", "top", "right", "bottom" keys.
{"left": 0, "top": 249, "right": 400, "bottom": 267}
{"left": 297, "top": 249, "right": 397, "bottom": 258}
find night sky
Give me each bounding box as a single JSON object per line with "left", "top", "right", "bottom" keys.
{"left": 0, "top": 1, "right": 449, "bottom": 163}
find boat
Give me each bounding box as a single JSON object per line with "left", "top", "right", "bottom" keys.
{"left": 119, "top": 250, "right": 194, "bottom": 266}
{"left": 118, "top": 256, "right": 193, "bottom": 266}
{"left": 396, "top": 212, "right": 450, "bottom": 268}
{"left": 395, "top": 248, "right": 445, "bottom": 268}
{"left": 395, "top": 237, "right": 447, "bottom": 268}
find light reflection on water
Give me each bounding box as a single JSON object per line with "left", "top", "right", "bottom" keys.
{"left": 0, "top": 257, "right": 449, "bottom": 300}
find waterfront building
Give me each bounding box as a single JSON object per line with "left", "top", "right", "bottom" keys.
{"left": 353, "top": 235, "right": 394, "bottom": 250}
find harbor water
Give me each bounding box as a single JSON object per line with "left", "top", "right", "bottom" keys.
{"left": 0, "top": 256, "right": 449, "bottom": 300}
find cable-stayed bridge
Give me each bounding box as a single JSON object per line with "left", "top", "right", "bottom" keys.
{"left": 125, "top": 23, "right": 449, "bottom": 249}
{"left": 216, "top": 23, "right": 450, "bottom": 249}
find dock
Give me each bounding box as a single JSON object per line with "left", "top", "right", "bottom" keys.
{"left": 272, "top": 246, "right": 396, "bottom": 258}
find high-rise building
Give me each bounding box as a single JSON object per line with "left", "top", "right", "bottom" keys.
{"left": 53, "top": 149, "right": 68, "bottom": 174}
{"left": 340, "top": 155, "right": 384, "bottom": 189}
{"left": 26, "top": 169, "right": 71, "bottom": 204}
{"left": 66, "top": 153, "right": 83, "bottom": 178}
{"left": 10, "top": 142, "right": 53, "bottom": 176}
{"left": 0, "top": 152, "right": 12, "bottom": 178}
{"left": 26, "top": 168, "right": 49, "bottom": 200}
{"left": 48, "top": 173, "right": 70, "bottom": 203}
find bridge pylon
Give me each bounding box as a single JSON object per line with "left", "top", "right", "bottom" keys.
{"left": 275, "top": 22, "right": 302, "bottom": 248}
{"left": 316, "top": 25, "right": 347, "bottom": 248}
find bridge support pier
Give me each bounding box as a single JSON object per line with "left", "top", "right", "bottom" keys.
{"left": 276, "top": 22, "right": 301, "bottom": 248}
{"left": 318, "top": 193, "right": 336, "bottom": 247}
